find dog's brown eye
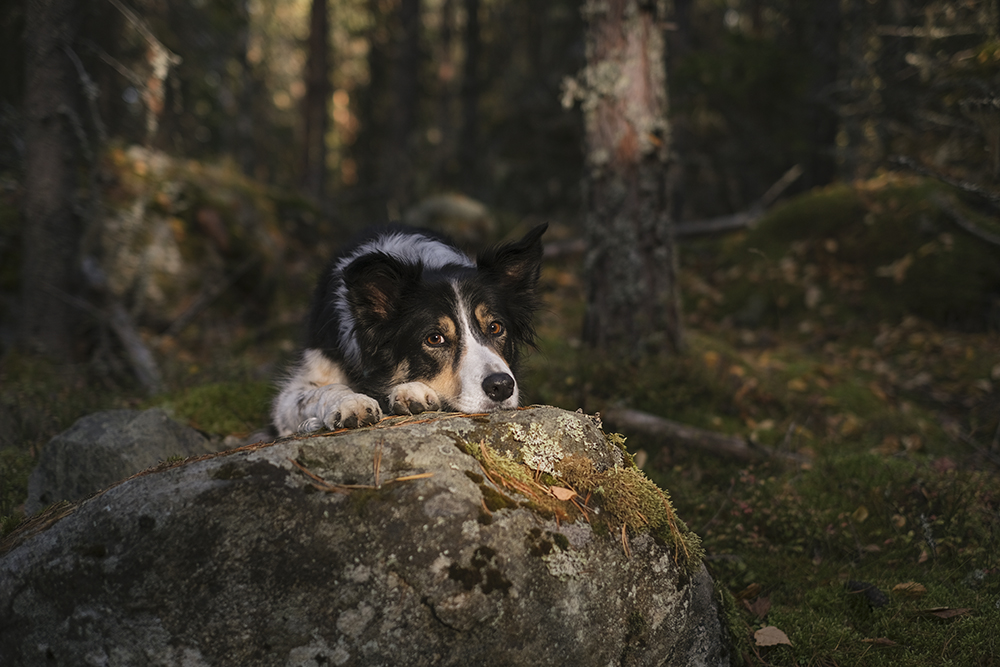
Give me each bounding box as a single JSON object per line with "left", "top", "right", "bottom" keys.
{"left": 426, "top": 333, "right": 446, "bottom": 347}
{"left": 488, "top": 321, "right": 504, "bottom": 336}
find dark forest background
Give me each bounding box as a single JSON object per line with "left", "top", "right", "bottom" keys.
{"left": 2, "top": 2, "right": 1000, "bottom": 664}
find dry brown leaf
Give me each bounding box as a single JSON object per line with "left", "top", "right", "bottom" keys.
{"left": 736, "top": 583, "right": 762, "bottom": 601}
{"left": 892, "top": 582, "right": 927, "bottom": 598}
{"left": 787, "top": 377, "right": 808, "bottom": 392}
{"left": 743, "top": 595, "right": 771, "bottom": 619}
{"left": 549, "top": 486, "right": 577, "bottom": 501}
{"left": 852, "top": 505, "right": 869, "bottom": 523}
{"left": 754, "top": 626, "right": 792, "bottom": 647}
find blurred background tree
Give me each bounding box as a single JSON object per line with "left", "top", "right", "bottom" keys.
{"left": 1, "top": 0, "right": 998, "bottom": 367}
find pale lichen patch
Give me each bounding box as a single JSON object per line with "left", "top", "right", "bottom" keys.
{"left": 542, "top": 548, "right": 590, "bottom": 582}
{"left": 509, "top": 422, "right": 566, "bottom": 475}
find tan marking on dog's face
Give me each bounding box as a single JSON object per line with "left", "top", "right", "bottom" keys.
{"left": 474, "top": 303, "right": 508, "bottom": 357}
{"left": 417, "top": 315, "right": 462, "bottom": 404}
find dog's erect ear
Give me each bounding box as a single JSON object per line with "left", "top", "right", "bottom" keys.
{"left": 343, "top": 253, "right": 418, "bottom": 324}
{"left": 476, "top": 223, "right": 547, "bottom": 292}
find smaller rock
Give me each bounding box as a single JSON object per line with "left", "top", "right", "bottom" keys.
{"left": 25, "top": 408, "right": 218, "bottom": 514}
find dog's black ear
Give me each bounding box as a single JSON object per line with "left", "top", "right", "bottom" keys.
{"left": 477, "top": 223, "right": 547, "bottom": 293}
{"left": 343, "top": 253, "right": 418, "bottom": 325}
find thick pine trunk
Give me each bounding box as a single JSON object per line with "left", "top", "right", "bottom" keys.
{"left": 301, "top": 0, "right": 330, "bottom": 199}
{"left": 578, "top": 0, "right": 681, "bottom": 358}
{"left": 21, "top": 0, "right": 85, "bottom": 360}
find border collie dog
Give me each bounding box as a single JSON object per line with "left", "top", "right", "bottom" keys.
{"left": 272, "top": 224, "right": 547, "bottom": 436}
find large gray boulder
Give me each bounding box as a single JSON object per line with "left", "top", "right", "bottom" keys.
{"left": 1, "top": 406, "right": 729, "bottom": 667}
{"left": 25, "top": 408, "right": 218, "bottom": 514}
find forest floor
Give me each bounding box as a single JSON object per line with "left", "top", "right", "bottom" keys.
{"left": 2, "top": 174, "right": 1000, "bottom": 666}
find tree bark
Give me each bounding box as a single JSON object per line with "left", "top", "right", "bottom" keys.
{"left": 301, "top": 0, "right": 331, "bottom": 199}
{"left": 21, "top": 0, "right": 85, "bottom": 360}
{"left": 577, "top": 0, "right": 681, "bottom": 358}
{"left": 802, "top": 0, "right": 841, "bottom": 188}
{"left": 381, "top": 0, "right": 421, "bottom": 212}
{"left": 458, "top": 0, "right": 479, "bottom": 189}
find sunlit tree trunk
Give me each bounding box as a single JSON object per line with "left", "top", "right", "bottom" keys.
{"left": 21, "top": 0, "right": 85, "bottom": 360}
{"left": 576, "top": 0, "right": 682, "bottom": 358}
{"left": 301, "top": 0, "right": 330, "bottom": 199}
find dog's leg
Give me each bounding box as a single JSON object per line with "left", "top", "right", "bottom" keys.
{"left": 387, "top": 382, "right": 442, "bottom": 416}
{"left": 272, "top": 350, "right": 382, "bottom": 435}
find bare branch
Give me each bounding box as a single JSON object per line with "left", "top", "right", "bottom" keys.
{"left": 674, "top": 164, "right": 803, "bottom": 238}
{"left": 931, "top": 192, "right": 1000, "bottom": 248}
{"left": 602, "top": 408, "right": 809, "bottom": 465}
{"left": 63, "top": 46, "right": 107, "bottom": 144}
{"left": 891, "top": 155, "right": 1000, "bottom": 210}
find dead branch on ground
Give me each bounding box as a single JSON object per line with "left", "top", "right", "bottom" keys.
{"left": 602, "top": 408, "right": 809, "bottom": 465}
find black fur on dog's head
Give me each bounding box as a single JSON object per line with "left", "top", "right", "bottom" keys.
{"left": 341, "top": 224, "right": 546, "bottom": 413}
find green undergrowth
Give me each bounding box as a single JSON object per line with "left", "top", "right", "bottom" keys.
{"left": 456, "top": 437, "right": 705, "bottom": 573}
{"left": 0, "top": 352, "right": 134, "bottom": 517}
{"left": 149, "top": 380, "right": 274, "bottom": 436}
{"left": 683, "top": 176, "right": 1000, "bottom": 332}
{"left": 523, "top": 176, "right": 1000, "bottom": 665}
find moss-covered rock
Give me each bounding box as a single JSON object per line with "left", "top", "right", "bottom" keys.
{"left": 0, "top": 406, "right": 727, "bottom": 666}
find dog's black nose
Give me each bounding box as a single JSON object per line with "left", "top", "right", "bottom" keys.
{"left": 482, "top": 372, "right": 515, "bottom": 402}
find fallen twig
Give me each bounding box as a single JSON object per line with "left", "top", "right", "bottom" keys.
{"left": 289, "top": 458, "right": 433, "bottom": 494}
{"left": 602, "top": 408, "right": 809, "bottom": 465}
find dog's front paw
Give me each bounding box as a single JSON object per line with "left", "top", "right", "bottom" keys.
{"left": 324, "top": 393, "right": 382, "bottom": 429}
{"left": 388, "top": 382, "right": 442, "bottom": 415}
{"left": 297, "top": 417, "right": 325, "bottom": 434}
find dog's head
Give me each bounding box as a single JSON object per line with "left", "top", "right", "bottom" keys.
{"left": 344, "top": 224, "right": 547, "bottom": 412}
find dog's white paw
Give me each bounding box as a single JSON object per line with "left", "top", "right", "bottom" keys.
{"left": 296, "top": 417, "right": 325, "bottom": 434}
{"left": 388, "top": 382, "right": 442, "bottom": 415}
{"left": 324, "top": 393, "right": 382, "bottom": 429}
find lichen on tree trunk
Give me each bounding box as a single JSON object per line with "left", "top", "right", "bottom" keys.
{"left": 567, "top": 0, "right": 682, "bottom": 358}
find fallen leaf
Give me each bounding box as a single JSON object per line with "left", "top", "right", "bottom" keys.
{"left": 549, "top": 486, "right": 577, "bottom": 501}
{"left": 754, "top": 626, "right": 792, "bottom": 647}
{"left": 852, "top": 505, "right": 869, "bottom": 523}
{"left": 743, "top": 595, "right": 771, "bottom": 619}
{"left": 787, "top": 378, "right": 808, "bottom": 392}
{"left": 892, "top": 582, "right": 927, "bottom": 598}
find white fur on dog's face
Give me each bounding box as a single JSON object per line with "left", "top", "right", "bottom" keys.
{"left": 448, "top": 287, "right": 518, "bottom": 413}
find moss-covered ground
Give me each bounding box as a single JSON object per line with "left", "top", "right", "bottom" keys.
{"left": 2, "top": 173, "right": 999, "bottom": 664}
{"left": 524, "top": 176, "right": 1000, "bottom": 666}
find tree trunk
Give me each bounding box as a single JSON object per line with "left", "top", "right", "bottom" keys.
{"left": 577, "top": 0, "right": 681, "bottom": 358}
{"left": 301, "top": 0, "right": 330, "bottom": 199}
{"left": 802, "top": 0, "right": 841, "bottom": 188}
{"left": 21, "top": 0, "right": 85, "bottom": 361}
{"left": 381, "top": 0, "right": 421, "bottom": 212}
{"left": 458, "top": 0, "right": 479, "bottom": 189}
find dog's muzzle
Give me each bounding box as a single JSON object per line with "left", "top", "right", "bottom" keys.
{"left": 482, "top": 372, "right": 515, "bottom": 402}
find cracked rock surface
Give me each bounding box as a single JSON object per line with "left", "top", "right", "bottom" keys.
{"left": 1, "top": 406, "right": 729, "bottom": 667}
